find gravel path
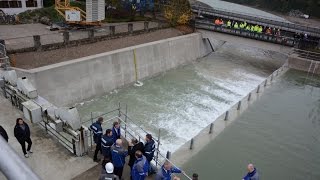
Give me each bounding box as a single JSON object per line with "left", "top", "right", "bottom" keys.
{"left": 13, "top": 28, "right": 183, "bottom": 69}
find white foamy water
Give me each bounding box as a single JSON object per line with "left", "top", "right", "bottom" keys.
{"left": 77, "top": 44, "right": 285, "bottom": 154}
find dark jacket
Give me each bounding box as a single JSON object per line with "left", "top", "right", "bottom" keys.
{"left": 101, "top": 134, "right": 114, "bottom": 158}
{"left": 99, "top": 172, "right": 119, "bottom": 180}
{"left": 128, "top": 142, "right": 144, "bottom": 167}
{"left": 112, "top": 127, "right": 121, "bottom": 143}
{"left": 90, "top": 121, "right": 103, "bottom": 144}
{"left": 155, "top": 165, "right": 182, "bottom": 180}
{"left": 144, "top": 139, "right": 155, "bottom": 162}
{"left": 14, "top": 121, "right": 30, "bottom": 142}
{"left": 0, "top": 125, "right": 9, "bottom": 142}
{"left": 131, "top": 155, "right": 149, "bottom": 180}
{"left": 111, "top": 144, "right": 128, "bottom": 168}
{"left": 243, "top": 168, "right": 259, "bottom": 180}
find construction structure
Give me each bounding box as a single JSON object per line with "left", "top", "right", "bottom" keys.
{"left": 55, "top": 0, "right": 105, "bottom": 25}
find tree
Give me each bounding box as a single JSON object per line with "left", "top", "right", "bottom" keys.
{"left": 164, "top": 0, "right": 192, "bottom": 26}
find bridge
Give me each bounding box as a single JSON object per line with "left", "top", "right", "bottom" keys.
{"left": 192, "top": 5, "right": 320, "bottom": 38}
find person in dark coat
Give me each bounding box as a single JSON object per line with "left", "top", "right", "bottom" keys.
{"left": 128, "top": 138, "right": 145, "bottom": 169}
{"left": 90, "top": 117, "right": 103, "bottom": 162}
{"left": 101, "top": 129, "right": 114, "bottom": 161}
{"left": 112, "top": 121, "right": 121, "bottom": 143}
{"left": 144, "top": 134, "right": 156, "bottom": 175}
{"left": 14, "top": 118, "right": 32, "bottom": 158}
{"left": 0, "top": 125, "right": 9, "bottom": 142}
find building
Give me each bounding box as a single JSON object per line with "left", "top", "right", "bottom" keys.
{"left": 0, "top": 0, "right": 43, "bottom": 15}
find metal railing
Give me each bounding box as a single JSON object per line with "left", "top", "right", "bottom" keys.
{"left": 85, "top": 103, "right": 192, "bottom": 180}
{"left": 0, "top": 135, "right": 41, "bottom": 180}
{"left": 192, "top": 5, "right": 320, "bottom": 37}
{"left": 293, "top": 48, "right": 320, "bottom": 61}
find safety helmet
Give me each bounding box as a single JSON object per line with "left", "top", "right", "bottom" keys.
{"left": 105, "top": 162, "right": 114, "bottom": 173}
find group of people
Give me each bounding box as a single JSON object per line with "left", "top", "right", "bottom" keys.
{"left": 214, "top": 18, "right": 281, "bottom": 36}
{"left": 90, "top": 117, "right": 184, "bottom": 180}
{"left": 0, "top": 118, "right": 33, "bottom": 158}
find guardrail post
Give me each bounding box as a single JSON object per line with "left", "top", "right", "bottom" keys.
{"left": 271, "top": 74, "right": 274, "bottom": 82}
{"left": 144, "top": 21, "right": 149, "bottom": 31}
{"left": 248, "top": 92, "right": 252, "bottom": 101}
{"left": 224, "top": 111, "right": 229, "bottom": 121}
{"left": 63, "top": 31, "right": 69, "bottom": 44}
{"left": 209, "top": 123, "right": 214, "bottom": 134}
{"left": 264, "top": 79, "right": 268, "bottom": 87}
{"left": 109, "top": 26, "right": 115, "bottom": 36}
{"left": 237, "top": 101, "right": 242, "bottom": 110}
{"left": 276, "top": 70, "right": 279, "bottom": 76}
{"left": 118, "top": 102, "right": 121, "bottom": 117}
{"left": 88, "top": 29, "right": 94, "bottom": 40}
{"left": 166, "top": 151, "right": 171, "bottom": 160}
{"left": 124, "top": 104, "right": 127, "bottom": 138}
{"left": 128, "top": 23, "right": 133, "bottom": 34}
{"left": 156, "top": 129, "right": 161, "bottom": 167}
{"left": 256, "top": 85, "right": 260, "bottom": 93}
{"left": 90, "top": 112, "right": 93, "bottom": 151}
{"left": 189, "top": 138, "right": 194, "bottom": 150}
{"left": 33, "top": 35, "right": 41, "bottom": 50}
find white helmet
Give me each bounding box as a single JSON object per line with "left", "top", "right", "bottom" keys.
{"left": 105, "top": 162, "right": 114, "bottom": 173}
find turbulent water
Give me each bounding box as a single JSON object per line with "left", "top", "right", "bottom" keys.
{"left": 183, "top": 70, "right": 320, "bottom": 180}
{"left": 76, "top": 43, "right": 286, "bottom": 153}
{"left": 198, "top": 0, "right": 289, "bottom": 22}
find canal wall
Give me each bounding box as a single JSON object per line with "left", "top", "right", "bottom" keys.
{"left": 14, "top": 33, "right": 213, "bottom": 106}
{"left": 288, "top": 55, "right": 320, "bottom": 75}
{"left": 170, "top": 64, "right": 289, "bottom": 167}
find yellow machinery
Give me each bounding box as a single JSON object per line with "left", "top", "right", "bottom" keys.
{"left": 55, "top": 0, "right": 103, "bottom": 26}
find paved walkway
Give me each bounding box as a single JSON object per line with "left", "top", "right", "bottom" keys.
{"left": 0, "top": 93, "right": 97, "bottom": 180}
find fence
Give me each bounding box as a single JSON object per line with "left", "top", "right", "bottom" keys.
{"left": 192, "top": 5, "right": 320, "bottom": 37}
{"left": 4, "top": 21, "right": 166, "bottom": 53}
{"left": 293, "top": 48, "right": 320, "bottom": 61}
{"left": 83, "top": 103, "right": 192, "bottom": 180}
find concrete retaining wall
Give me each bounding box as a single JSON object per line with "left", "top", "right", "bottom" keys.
{"left": 15, "top": 33, "right": 212, "bottom": 106}
{"left": 288, "top": 55, "right": 320, "bottom": 75}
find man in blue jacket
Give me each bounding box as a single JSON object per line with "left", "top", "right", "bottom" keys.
{"left": 90, "top": 117, "right": 103, "bottom": 162}
{"left": 111, "top": 139, "right": 128, "bottom": 179}
{"left": 112, "top": 121, "right": 121, "bottom": 143}
{"left": 242, "top": 164, "right": 259, "bottom": 180}
{"left": 155, "top": 161, "right": 182, "bottom": 180}
{"left": 101, "top": 129, "right": 114, "bottom": 161}
{"left": 131, "top": 150, "right": 149, "bottom": 180}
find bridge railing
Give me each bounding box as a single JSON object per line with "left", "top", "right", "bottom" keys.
{"left": 293, "top": 48, "right": 320, "bottom": 61}
{"left": 192, "top": 5, "right": 320, "bottom": 36}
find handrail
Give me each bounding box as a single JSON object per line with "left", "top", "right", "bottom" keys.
{"left": 0, "top": 137, "right": 41, "bottom": 180}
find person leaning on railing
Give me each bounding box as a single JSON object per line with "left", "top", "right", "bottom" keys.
{"left": 155, "top": 161, "right": 184, "bottom": 180}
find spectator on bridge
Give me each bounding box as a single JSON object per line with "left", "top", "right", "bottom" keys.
{"left": 99, "top": 162, "right": 120, "bottom": 180}
{"left": 111, "top": 139, "right": 128, "bottom": 179}
{"left": 14, "top": 118, "right": 32, "bottom": 158}
{"left": 227, "top": 20, "right": 231, "bottom": 28}
{"left": 131, "top": 150, "right": 149, "bottom": 180}
{"left": 101, "top": 129, "right": 114, "bottom": 161}
{"left": 192, "top": 173, "right": 199, "bottom": 180}
{"left": 90, "top": 117, "right": 104, "bottom": 162}
{"left": 234, "top": 22, "right": 239, "bottom": 29}
{"left": 155, "top": 161, "right": 183, "bottom": 180}
{"left": 219, "top": 19, "right": 224, "bottom": 26}
{"left": 112, "top": 121, "right": 121, "bottom": 143}
{"left": 266, "top": 27, "right": 272, "bottom": 35}
{"left": 128, "top": 138, "right": 145, "bottom": 170}
{"left": 0, "top": 125, "right": 8, "bottom": 142}
{"left": 242, "top": 164, "right": 259, "bottom": 180}
{"left": 214, "top": 18, "right": 220, "bottom": 25}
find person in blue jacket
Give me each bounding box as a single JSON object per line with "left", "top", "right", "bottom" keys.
{"left": 131, "top": 150, "right": 149, "bottom": 180}
{"left": 90, "top": 117, "right": 103, "bottom": 162}
{"left": 111, "top": 139, "right": 128, "bottom": 179}
{"left": 101, "top": 129, "right": 114, "bottom": 161}
{"left": 242, "top": 164, "right": 259, "bottom": 180}
{"left": 112, "top": 121, "right": 121, "bottom": 143}
{"left": 155, "top": 161, "right": 182, "bottom": 180}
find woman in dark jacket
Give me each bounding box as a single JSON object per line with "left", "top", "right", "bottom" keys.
{"left": 0, "top": 125, "right": 9, "bottom": 142}
{"left": 128, "top": 138, "right": 144, "bottom": 169}
{"left": 14, "top": 118, "right": 32, "bottom": 158}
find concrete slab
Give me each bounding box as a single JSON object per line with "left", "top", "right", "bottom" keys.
{"left": 0, "top": 94, "right": 97, "bottom": 180}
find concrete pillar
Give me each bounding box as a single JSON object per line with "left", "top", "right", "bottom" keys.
{"left": 144, "top": 21, "right": 149, "bottom": 31}
{"left": 88, "top": 29, "right": 94, "bottom": 40}
{"left": 128, "top": 23, "right": 133, "bottom": 34}
{"left": 109, "top": 26, "right": 115, "bottom": 36}
{"left": 63, "top": 31, "right": 69, "bottom": 44}
{"left": 33, "top": 35, "right": 41, "bottom": 50}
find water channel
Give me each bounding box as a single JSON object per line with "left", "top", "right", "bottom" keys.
{"left": 183, "top": 69, "right": 320, "bottom": 180}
